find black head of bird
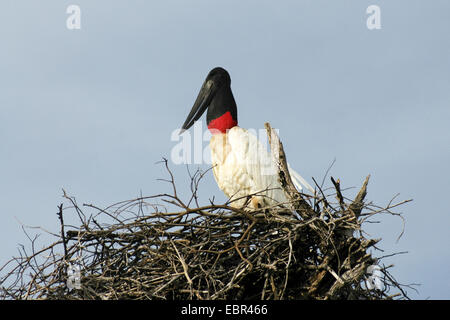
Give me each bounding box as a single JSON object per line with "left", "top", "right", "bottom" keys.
{"left": 181, "top": 67, "right": 238, "bottom": 134}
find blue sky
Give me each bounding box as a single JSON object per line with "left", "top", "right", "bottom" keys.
{"left": 0, "top": 1, "right": 449, "bottom": 299}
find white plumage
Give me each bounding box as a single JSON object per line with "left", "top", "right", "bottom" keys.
{"left": 210, "top": 126, "right": 314, "bottom": 209}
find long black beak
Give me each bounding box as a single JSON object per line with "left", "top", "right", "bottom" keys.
{"left": 180, "top": 79, "right": 216, "bottom": 133}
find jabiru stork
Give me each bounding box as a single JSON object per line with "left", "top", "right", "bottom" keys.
{"left": 181, "top": 67, "right": 314, "bottom": 209}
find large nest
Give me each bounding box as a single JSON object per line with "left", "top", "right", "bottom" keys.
{"left": 0, "top": 124, "right": 413, "bottom": 300}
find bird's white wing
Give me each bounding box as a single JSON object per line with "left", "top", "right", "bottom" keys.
{"left": 227, "top": 127, "right": 283, "bottom": 203}
{"left": 227, "top": 127, "right": 267, "bottom": 190}
{"left": 227, "top": 127, "right": 314, "bottom": 205}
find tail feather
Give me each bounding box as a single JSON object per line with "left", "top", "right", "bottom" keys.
{"left": 287, "top": 164, "right": 315, "bottom": 195}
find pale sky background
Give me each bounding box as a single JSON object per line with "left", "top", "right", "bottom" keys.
{"left": 0, "top": 1, "right": 449, "bottom": 299}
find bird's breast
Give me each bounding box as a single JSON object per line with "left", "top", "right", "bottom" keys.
{"left": 209, "top": 131, "right": 252, "bottom": 202}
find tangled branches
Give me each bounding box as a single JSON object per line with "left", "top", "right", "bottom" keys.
{"left": 0, "top": 126, "right": 413, "bottom": 300}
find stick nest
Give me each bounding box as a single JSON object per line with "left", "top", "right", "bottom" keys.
{"left": 0, "top": 125, "right": 413, "bottom": 300}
